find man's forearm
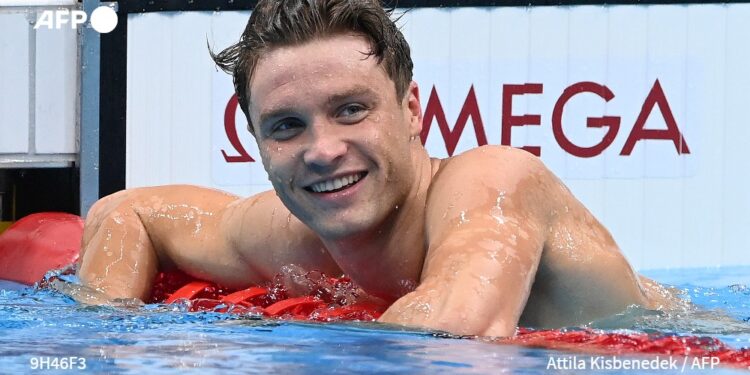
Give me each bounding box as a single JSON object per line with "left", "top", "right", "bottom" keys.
{"left": 78, "top": 203, "right": 159, "bottom": 301}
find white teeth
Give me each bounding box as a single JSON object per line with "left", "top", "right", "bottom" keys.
{"left": 310, "top": 173, "right": 362, "bottom": 193}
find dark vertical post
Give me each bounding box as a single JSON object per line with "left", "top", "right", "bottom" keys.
{"left": 98, "top": 2, "right": 128, "bottom": 203}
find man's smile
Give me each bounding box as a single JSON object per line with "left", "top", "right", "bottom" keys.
{"left": 305, "top": 172, "right": 368, "bottom": 194}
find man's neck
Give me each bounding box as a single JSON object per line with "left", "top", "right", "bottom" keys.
{"left": 320, "top": 146, "right": 439, "bottom": 302}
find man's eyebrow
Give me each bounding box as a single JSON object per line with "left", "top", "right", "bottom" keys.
{"left": 325, "top": 86, "right": 376, "bottom": 106}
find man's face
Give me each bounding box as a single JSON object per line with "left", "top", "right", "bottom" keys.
{"left": 248, "top": 34, "right": 422, "bottom": 240}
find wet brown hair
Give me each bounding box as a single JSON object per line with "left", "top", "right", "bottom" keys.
{"left": 210, "top": 0, "right": 413, "bottom": 134}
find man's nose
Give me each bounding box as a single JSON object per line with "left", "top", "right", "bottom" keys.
{"left": 302, "top": 121, "right": 347, "bottom": 173}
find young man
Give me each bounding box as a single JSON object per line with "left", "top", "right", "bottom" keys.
{"left": 77, "top": 0, "right": 673, "bottom": 337}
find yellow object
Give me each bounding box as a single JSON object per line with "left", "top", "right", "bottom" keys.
{"left": 0, "top": 221, "right": 12, "bottom": 235}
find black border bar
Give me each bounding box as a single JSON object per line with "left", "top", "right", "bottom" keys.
{"left": 98, "top": 4, "right": 128, "bottom": 198}
{"left": 120, "top": 0, "right": 750, "bottom": 13}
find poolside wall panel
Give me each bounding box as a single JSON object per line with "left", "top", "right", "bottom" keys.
{"left": 34, "top": 25, "right": 77, "bottom": 154}
{"left": 0, "top": 4, "right": 79, "bottom": 165}
{"left": 0, "top": 12, "right": 31, "bottom": 154}
{"left": 125, "top": 5, "right": 750, "bottom": 270}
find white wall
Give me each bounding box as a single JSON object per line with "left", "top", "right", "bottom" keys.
{"left": 0, "top": 5, "right": 78, "bottom": 166}
{"left": 126, "top": 5, "right": 750, "bottom": 270}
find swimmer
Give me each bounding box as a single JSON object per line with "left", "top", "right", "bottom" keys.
{"left": 77, "top": 0, "right": 678, "bottom": 337}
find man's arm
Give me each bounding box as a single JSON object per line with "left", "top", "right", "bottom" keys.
{"left": 379, "top": 146, "right": 552, "bottom": 337}
{"left": 77, "top": 185, "right": 251, "bottom": 301}
{"left": 78, "top": 185, "right": 340, "bottom": 302}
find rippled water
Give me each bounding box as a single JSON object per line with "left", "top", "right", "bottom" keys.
{"left": 1, "top": 267, "right": 749, "bottom": 374}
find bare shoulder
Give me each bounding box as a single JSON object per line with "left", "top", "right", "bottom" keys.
{"left": 426, "top": 145, "right": 560, "bottom": 228}
{"left": 435, "top": 145, "right": 546, "bottom": 181}
{"left": 429, "top": 145, "right": 556, "bottom": 201}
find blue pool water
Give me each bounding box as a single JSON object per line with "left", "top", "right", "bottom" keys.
{"left": 0, "top": 267, "right": 749, "bottom": 374}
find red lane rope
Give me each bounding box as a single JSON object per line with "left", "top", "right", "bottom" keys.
{"left": 163, "top": 281, "right": 216, "bottom": 304}
{"left": 153, "top": 272, "right": 750, "bottom": 370}
{"left": 155, "top": 271, "right": 385, "bottom": 321}
{"left": 222, "top": 287, "right": 268, "bottom": 306}
{"left": 505, "top": 328, "right": 750, "bottom": 369}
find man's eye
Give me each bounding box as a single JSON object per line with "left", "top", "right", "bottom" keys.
{"left": 337, "top": 104, "right": 368, "bottom": 122}
{"left": 270, "top": 120, "right": 304, "bottom": 140}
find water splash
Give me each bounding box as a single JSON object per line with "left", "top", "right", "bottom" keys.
{"left": 275, "top": 265, "right": 370, "bottom": 307}
{"left": 490, "top": 191, "right": 506, "bottom": 225}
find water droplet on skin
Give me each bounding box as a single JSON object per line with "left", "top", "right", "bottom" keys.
{"left": 509, "top": 234, "right": 517, "bottom": 246}
{"left": 486, "top": 191, "right": 505, "bottom": 223}
{"left": 416, "top": 302, "right": 432, "bottom": 315}
{"left": 490, "top": 206, "right": 504, "bottom": 225}
{"left": 459, "top": 211, "right": 469, "bottom": 225}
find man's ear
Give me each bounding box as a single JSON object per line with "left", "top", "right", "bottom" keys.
{"left": 404, "top": 81, "right": 422, "bottom": 139}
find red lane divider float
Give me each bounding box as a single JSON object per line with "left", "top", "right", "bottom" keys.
{"left": 222, "top": 287, "right": 268, "bottom": 305}
{"left": 163, "top": 281, "right": 216, "bottom": 304}
{"left": 0, "top": 212, "right": 748, "bottom": 369}
{"left": 0, "top": 213, "right": 83, "bottom": 285}
{"left": 154, "top": 271, "right": 384, "bottom": 321}
{"left": 505, "top": 328, "right": 750, "bottom": 369}
{"left": 155, "top": 272, "right": 750, "bottom": 369}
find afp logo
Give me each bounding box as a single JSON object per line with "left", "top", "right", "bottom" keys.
{"left": 34, "top": 6, "right": 118, "bottom": 33}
